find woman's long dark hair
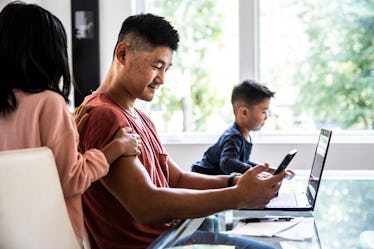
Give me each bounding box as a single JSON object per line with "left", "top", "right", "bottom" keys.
{"left": 0, "top": 1, "right": 71, "bottom": 115}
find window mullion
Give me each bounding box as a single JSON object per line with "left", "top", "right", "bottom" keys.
{"left": 239, "top": 0, "right": 259, "bottom": 82}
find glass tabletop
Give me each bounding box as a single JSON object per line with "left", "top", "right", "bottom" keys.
{"left": 311, "top": 171, "right": 374, "bottom": 249}
{"left": 149, "top": 170, "right": 374, "bottom": 249}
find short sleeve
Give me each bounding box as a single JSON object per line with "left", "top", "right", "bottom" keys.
{"left": 79, "top": 105, "right": 127, "bottom": 151}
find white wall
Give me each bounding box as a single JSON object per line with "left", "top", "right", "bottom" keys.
{"left": 98, "top": 1, "right": 132, "bottom": 83}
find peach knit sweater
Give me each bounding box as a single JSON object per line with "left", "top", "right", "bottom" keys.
{"left": 0, "top": 90, "right": 109, "bottom": 245}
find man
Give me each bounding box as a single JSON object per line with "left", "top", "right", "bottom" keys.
{"left": 79, "top": 13, "right": 287, "bottom": 249}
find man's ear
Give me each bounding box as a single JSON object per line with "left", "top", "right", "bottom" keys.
{"left": 115, "top": 42, "right": 129, "bottom": 64}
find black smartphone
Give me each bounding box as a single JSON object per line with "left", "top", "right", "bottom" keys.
{"left": 273, "top": 149, "right": 297, "bottom": 175}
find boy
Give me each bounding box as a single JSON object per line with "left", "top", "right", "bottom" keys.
{"left": 191, "top": 80, "right": 274, "bottom": 175}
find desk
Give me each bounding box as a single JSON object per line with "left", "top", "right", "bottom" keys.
{"left": 149, "top": 170, "right": 374, "bottom": 249}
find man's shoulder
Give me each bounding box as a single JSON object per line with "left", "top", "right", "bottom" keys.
{"left": 83, "top": 92, "right": 112, "bottom": 106}
{"left": 90, "top": 103, "right": 122, "bottom": 114}
{"left": 86, "top": 104, "right": 124, "bottom": 126}
{"left": 82, "top": 93, "right": 123, "bottom": 117}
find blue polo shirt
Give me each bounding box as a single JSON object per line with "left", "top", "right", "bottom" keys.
{"left": 191, "top": 123, "right": 258, "bottom": 175}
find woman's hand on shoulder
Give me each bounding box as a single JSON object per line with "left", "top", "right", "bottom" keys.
{"left": 72, "top": 105, "right": 93, "bottom": 135}
{"left": 113, "top": 127, "right": 142, "bottom": 156}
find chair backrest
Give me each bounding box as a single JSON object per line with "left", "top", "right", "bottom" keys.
{"left": 0, "top": 147, "right": 81, "bottom": 249}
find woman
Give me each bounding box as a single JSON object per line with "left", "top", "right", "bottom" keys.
{"left": 0, "top": 1, "right": 141, "bottom": 246}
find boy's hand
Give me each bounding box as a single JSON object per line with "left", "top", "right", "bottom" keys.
{"left": 266, "top": 164, "right": 295, "bottom": 180}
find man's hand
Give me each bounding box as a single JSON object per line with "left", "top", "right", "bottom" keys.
{"left": 235, "top": 164, "right": 287, "bottom": 209}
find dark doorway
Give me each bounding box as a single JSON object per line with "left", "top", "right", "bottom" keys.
{"left": 71, "top": 0, "right": 100, "bottom": 106}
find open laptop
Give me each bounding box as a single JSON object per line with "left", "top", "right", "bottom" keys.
{"left": 264, "top": 128, "right": 332, "bottom": 211}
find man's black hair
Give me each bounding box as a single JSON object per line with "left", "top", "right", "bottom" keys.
{"left": 116, "top": 13, "right": 179, "bottom": 51}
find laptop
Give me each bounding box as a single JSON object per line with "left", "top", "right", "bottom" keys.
{"left": 264, "top": 128, "right": 332, "bottom": 211}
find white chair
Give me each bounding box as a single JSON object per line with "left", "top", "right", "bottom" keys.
{"left": 0, "top": 147, "right": 81, "bottom": 249}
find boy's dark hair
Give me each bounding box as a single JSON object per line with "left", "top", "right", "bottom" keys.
{"left": 0, "top": 1, "right": 71, "bottom": 115}
{"left": 115, "top": 13, "right": 179, "bottom": 53}
{"left": 231, "top": 80, "right": 275, "bottom": 107}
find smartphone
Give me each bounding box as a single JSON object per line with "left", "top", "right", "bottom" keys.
{"left": 273, "top": 149, "right": 297, "bottom": 175}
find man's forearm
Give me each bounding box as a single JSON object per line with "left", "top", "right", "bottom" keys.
{"left": 172, "top": 171, "right": 229, "bottom": 190}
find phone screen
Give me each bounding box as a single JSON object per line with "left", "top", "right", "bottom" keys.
{"left": 273, "top": 149, "right": 297, "bottom": 175}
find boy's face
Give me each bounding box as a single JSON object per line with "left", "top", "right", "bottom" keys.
{"left": 245, "top": 98, "right": 270, "bottom": 131}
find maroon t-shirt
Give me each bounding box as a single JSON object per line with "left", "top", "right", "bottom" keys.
{"left": 79, "top": 92, "right": 172, "bottom": 249}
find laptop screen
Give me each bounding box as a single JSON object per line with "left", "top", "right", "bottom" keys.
{"left": 306, "top": 129, "right": 332, "bottom": 208}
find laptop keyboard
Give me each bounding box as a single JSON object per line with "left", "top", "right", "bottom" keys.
{"left": 266, "top": 192, "right": 311, "bottom": 208}
{"left": 266, "top": 192, "right": 298, "bottom": 207}
{"left": 295, "top": 192, "right": 310, "bottom": 207}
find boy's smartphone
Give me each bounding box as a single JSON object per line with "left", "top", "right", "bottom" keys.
{"left": 273, "top": 149, "right": 297, "bottom": 175}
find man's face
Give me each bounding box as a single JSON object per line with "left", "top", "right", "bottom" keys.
{"left": 123, "top": 46, "right": 174, "bottom": 102}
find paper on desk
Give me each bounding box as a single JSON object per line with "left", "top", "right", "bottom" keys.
{"left": 225, "top": 217, "right": 314, "bottom": 241}
{"left": 275, "top": 217, "right": 315, "bottom": 240}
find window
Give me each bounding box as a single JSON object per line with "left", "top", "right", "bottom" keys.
{"left": 144, "top": 0, "right": 373, "bottom": 133}
{"left": 146, "top": 0, "right": 239, "bottom": 133}
{"left": 260, "top": 0, "right": 374, "bottom": 131}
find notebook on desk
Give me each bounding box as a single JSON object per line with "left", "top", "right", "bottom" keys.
{"left": 264, "top": 128, "right": 332, "bottom": 211}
